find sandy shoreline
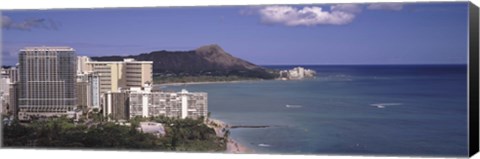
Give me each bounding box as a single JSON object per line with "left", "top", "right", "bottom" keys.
{"left": 158, "top": 80, "right": 260, "bottom": 153}
{"left": 207, "top": 118, "right": 252, "bottom": 153}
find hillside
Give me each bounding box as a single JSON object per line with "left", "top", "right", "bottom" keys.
{"left": 91, "top": 44, "right": 278, "bottom": 79}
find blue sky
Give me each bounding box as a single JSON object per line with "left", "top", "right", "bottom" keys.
{"left": 1, "top": 2, "right": 469, "bottom": 66}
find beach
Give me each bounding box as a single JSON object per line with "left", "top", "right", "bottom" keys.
{"left": 207, "top": 118, "right": 252, "bottom": 153}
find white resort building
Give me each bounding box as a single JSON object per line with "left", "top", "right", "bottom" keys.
{"left": 128, "top": 84, "right": 208, "bottom": 120}
{"left": 279, "top": 67, "right": 316, "bottom": 80}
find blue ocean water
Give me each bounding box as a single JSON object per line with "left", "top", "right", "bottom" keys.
{"left": 161, "top": 65, "right": 468, "bottom": 157}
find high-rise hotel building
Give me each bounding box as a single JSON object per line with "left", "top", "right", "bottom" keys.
{"left": 85, "top": 58, "right": 152, "bottom": 94}
{"left": 76, "top": 72, "right": 101, "bottom": 109}
{"left": 18, "top": 47, "right": 77, "bottom": 120}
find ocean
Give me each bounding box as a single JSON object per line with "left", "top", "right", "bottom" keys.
{"left": 160, "top": 65, "right": 468, "bottom": 157}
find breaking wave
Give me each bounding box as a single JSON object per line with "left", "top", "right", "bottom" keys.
{"left": 370, "top": 103, "right": 403, "bottom": 109}
{"left": 286, "top": 104, "right": 303, "bottom": 108}
{"left": 258, "top": 143, "right": 271, "bottom": 147}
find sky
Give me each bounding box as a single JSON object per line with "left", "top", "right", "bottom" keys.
{"left": 1, "top": 2, "right": 469, "bottom": 66}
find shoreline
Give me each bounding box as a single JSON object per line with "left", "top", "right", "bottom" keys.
{"left": 155, "top": 79, "right": 264, "bottom": 86}
{"left": 206, "top": 118, "right": 252, "bottom": 153}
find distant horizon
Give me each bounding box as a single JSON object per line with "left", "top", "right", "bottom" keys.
{"left": 2, "top": 2, "right": 469, "bottom": 66}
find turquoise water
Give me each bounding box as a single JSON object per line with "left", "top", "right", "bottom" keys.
{"left": 160, "top": 65, "right": 468, "bottom": 157}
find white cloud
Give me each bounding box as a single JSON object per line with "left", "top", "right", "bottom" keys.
{"left": 330, "top": 4, "right": 362, "bottom": 13}
{"left": 258, "top": 5, "right": 357, "bottom": 26}
{"left": 241, "top": 3, "right": 406, "bottom": 27}
{"left": 1, "top": 15, "right": 60, "bottom": 31}
{"left": 367, "top": 3, "right": 404, "bottom": 11}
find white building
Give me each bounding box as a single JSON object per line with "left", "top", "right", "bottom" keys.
{"left": 77, "top": 56, "right": 91, "bottom": 74}
{"left": 129, "top": 84, "right": 208, "bottom": 119}
{"left": 279, "top": 67, "right": 316, "bottom": 80}
{"left": 0, "top": 72, "right": 11, "bottom": 115}
{"left": 1, "top": 66, "right": 19, "bottom": 83}
{"left": 1, "top": 66, "right": 19, "bottom": 116}
{"left": 137, "top": 122, "right": 166, "bottom": 137}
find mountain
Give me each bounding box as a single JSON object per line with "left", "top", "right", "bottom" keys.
{"left": 90, "top": 44, "right": 278, "bottom": 79}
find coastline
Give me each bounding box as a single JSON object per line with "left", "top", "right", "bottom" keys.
{"left": 154, "top": 75, "right": 316, "bottom": 87}
{"left": 156, "top": 79, "right": 264, "bottom": 86}
{"left": 207, "top": 118, "right": 252, "bottom": 153}
{"left": 157, "top": 79, "right": 265, "bottom": 153}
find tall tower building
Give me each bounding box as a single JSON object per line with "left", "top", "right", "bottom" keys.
{"left": 86, "top": 58, "right": 152, "bottom": 94}
{"left": 9, "top": 83, "right": 19, "bottom": 118}
{"left": 76, "top": 72, "right": 101, "bottom": 109}
{"left": 0, "top": 72, "right": 10, "bottom": 115}
{"left": 86, "top": 61, "right": 126, "bottom": 94}
{"left": 18, "top": 47, "right": 77, "bottom": 120}
{"left": 123, "top": 58, "right": 153, "bottom": 88}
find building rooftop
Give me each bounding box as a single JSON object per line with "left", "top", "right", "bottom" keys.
{"left": 86, "top": 59, "right": 153, "bottom": 64}
{"left": 138, "top": 122, "right": 166, "bottom": 136}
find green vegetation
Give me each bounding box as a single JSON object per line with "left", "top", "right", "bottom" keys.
{"left": 3, "top": 115, "right": 226, "bottom": 152}
{"left": 153, "top": 75, "right": 260, "bottom": 84}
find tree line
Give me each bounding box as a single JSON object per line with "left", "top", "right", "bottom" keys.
{"left": 2, "top": 115, "right": 226, "bottom": 152}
